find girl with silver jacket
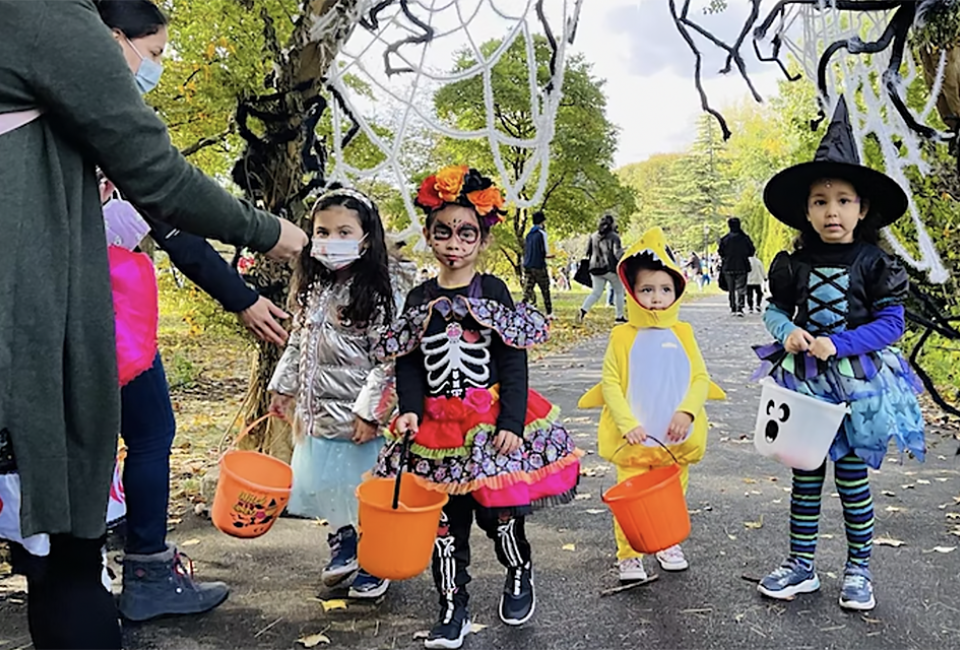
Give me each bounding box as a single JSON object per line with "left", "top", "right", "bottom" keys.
{"left": 268, "top": 187, "right": 412, "bottom": 600}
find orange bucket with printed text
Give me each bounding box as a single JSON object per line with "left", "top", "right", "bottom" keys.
{"left": 356, "top": 432, "right": 448, "bottom": 580}
{"left": 212, "top": 415, "right": 293, "bottom": 539}
{"left": 601, "top": 439, "right": 690, "bottom": 554}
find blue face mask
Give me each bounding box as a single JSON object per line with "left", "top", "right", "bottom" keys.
{"left": 126, "top": 37, "right": 163, "bottom": 95}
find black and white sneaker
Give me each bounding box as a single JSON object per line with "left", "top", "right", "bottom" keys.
{"left": 424, "top": 600, "right": 470, "bottom": 649}
{"left": 499, "top": 562, "right": 535, "bottom": 626}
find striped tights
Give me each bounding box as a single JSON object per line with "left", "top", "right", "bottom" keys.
{"left": 790, "top": 454, "right": 873, "bottom": 568}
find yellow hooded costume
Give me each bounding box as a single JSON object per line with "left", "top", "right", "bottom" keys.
{"left": 578, "top": 227, "right": 724, "bottom": 561}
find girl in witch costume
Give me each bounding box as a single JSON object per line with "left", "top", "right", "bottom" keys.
{"left": 372, "top": 166, "right": 581, "bottom": 650}
{"left": 753, "top": 97, "right": 924, "bottom": 612}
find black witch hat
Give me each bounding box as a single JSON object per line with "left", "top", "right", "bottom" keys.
{"left": 763, "top": 96, "right": 908, "bottom": 230}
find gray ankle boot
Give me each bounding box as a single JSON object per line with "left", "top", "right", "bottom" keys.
{"left": 119, "top": 544, "right": 229, "bottom": 621}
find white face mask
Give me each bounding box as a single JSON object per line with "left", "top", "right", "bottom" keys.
{"left": 311, "top": 236, "right": 365, "bottom": 270}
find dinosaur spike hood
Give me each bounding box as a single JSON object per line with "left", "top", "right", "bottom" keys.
{"left": 579, "top": 227, "right": 724, "bottom": 469}
{"left": 617, "top": 226, "right": 687, "bottom": 329}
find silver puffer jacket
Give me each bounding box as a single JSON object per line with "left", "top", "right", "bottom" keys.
{"left": 268, "top": 259, "right": 416, "bottom": 441}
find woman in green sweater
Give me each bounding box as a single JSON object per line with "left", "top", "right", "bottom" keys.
{"left": 0, "top": 1, "right": 306, "bottom": 647}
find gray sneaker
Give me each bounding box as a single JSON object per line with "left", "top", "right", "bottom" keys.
{"left": 119, "top": 544, "right": 229, "bottom": 622}
{"left": 757, "top": 557, "right": 820, "bottom": 600}
{"left": 839, "top": 563, "right": 875, "bottom": 611}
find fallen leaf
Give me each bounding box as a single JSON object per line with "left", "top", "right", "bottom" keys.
{"left": 585, "top": 509, "right": 605, "bottom": 515}
{"left": 180, "top": 538, "right": 201, "bottom": 547}
{"left": 861, "top": 616, "right": 882, "bottom": 624}
{"left": 882, "top": 490, "right": 896, "bottom": 497}
{"left": 830, "top": 492, "right": 840, "bottom": 498}
{"left": 469, "top": 623, "right": 487, "bottom": 634}
{"left": 772, "top": 498, "right": 782, "bottom": 504}
{"left": 826, "top": 571, "right": 838, "bottom": 579}
{"left": 936, "top": 478, "right": 950, "bottom": 482}
{"left": 688, "top": 508, "right": 701, "bottom": 515}
{"left": 562, "top": 543, "right": 576, "bottom": 551}
{"left": 901, "top": 484, "right": 916, "bottom": 490}
{"left": 924, "top": 546, "right": 956, "bottom": 554}
{"left": 938, "top": 455, "right": 948, "bottom": 461}
{"left": 885, "top": 506, "right": 903, "bottom": 513}
{"left": 875, "top": 537, "right": 906, "bottom": 548}
{"left": 821, "top": 534, "right": 835, "bottom": 539}
{"left": 413, "top": 631, "right": 429, "bottom": 640}
{"left": 904, "top": 471, "right": 917, "bottom": 476}
{"left": 314, "top": 519, "right": 329, "bottom": 527}
{"left": 743, "top": 515, "right": 764, "bottom": 530}
{"left": 750, "top": 490, "right": 762, "bottom": 495}
{"left": 318, "top": 599, "right": 347, "bottom": 612}
{"left": 742, "top": 478, "right": 757, "bottom": 484}
{"left": 297, "top": 633, "right": 331, "bottom": 648}
{"left": 167, "top": 517, "right": 183, "bottom": 526}
{"left": 946, "top": 513, "right": 960, "bottom": 520}
{"left": 575, "top": 493, "right": 592, "bottom": 501}
{"left": 916, "top": 479, "right": 931, "bottom": 485}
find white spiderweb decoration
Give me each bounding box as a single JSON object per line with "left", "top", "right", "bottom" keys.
{"left": 308, "top": 0, "right": 583, "bottom": 241}
{"left": 760, "top": 1, "right": 950, "bottom": 283}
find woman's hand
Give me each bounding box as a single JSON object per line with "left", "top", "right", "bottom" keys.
{"left": 808, "top": 336, "right": 837, "bottom": 361}
{"left": 265, "top": 218, "right": 309, "bottom": 262}
{"left": 666, "top": 411, "right": 693, "bottom": 442}
{"left": 268, "top": 393, "right": 294, "bottom": 420}
{"left": 493, "top": 430, "right": 523, "bottom": 456}
{"left": 352, "top": 417, "right": 380, "bottom": 445}
{"left": 784, "top": 328, "right": 814, "bottom": 354}
{"left": 394, "top": 413, "right": 419, "bottom": 438}
{"left": 625, "top": 426, "right": 648, "bottom": 445}
{"left": 239, "top": 296, "right": 289, "bottom": 346}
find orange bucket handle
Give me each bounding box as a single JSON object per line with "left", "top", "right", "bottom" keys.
{"left": 612, "top": 436, "right": 680, "bottom": 465}
{"left": 222, "top": 414, "right": 275, "bottom": 458}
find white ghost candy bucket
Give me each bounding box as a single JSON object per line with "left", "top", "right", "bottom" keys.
{"left": 754, "top": 378, "right": 849, "bottom": 471}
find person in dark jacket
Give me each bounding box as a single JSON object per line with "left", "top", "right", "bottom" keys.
{"left": 578, "top": 215, "right": 626, "bottom": 323}
{"left": 0, "top": 2, "right": 306, "bottom": 647}
{"left": 521, "top": 210, "right": 554, "bottom": 316}
{"left": 94, "top": 1, "right": 292, "bottom": 623}
{"left": 718, "top": 217, "right": 756, "bottom": 316}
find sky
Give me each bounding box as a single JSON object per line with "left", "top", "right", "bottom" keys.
{"left": 337, "top": 0, "right": 792, "bottom": 170}
{"left": 571, "top": 0, "right": 783, "bottom": 166}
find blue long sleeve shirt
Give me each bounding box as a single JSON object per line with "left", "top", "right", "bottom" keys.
{"left": 147, "top": 217, "right": 259, "bottom": 314}
{"left": 764, "top": 304, "right": 905, "bottom": 358}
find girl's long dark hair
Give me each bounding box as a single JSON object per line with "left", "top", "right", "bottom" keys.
{"left": 96, "top": 0, "right": 168, "bottom": 37}
{"left": 294, "top": 189, "right": 393, "bottom": 327}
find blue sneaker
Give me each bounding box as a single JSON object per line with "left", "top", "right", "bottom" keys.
{"left": 348, "top": 569, "right": 390, "bottom": 599}
{"left": 321, "top": 526, "right": 358, "bottom": 586}
{"left": 839, "top": 563, "right": 875, "bottom": 611}
{"left": 757, "top": 557, "right": 821, "bottom": 600}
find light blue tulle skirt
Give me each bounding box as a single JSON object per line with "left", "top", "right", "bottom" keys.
{"left": 288, "top": 436, "right": 384, "bottom": 530}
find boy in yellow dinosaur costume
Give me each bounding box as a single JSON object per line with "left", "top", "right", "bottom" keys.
{"left": 579, "top": 227, "right": 724, "bottom": 583}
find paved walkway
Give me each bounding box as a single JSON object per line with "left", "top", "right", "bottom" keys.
{"left": 2, "top": 296, "right": 959, "bottom": 649}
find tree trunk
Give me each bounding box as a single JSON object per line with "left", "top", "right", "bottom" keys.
{"left": 234, "top": 0, "right": 361, "bottom": 458}
{"left": 917, "top": 45, "right": 960, "bottom": 133}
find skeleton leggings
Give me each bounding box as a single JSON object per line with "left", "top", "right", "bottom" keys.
{"left": 432, "top": 494, "right": 531, "bottom": 607}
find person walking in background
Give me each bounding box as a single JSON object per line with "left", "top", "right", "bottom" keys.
{"left": 746, "top": 255, "right": 767, "bottom": 314}
{"left": 719, "top": 217, "right": 756, "bottom": 317}
{"left": 578, "top": 214, "right": 626, "bottom": 323}
{"left": 521, "top": 210, "right": 554, "bottom": 316}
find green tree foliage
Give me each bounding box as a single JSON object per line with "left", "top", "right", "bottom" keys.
{"left": 432, "top": 36, "right": 636, "bottom": 279}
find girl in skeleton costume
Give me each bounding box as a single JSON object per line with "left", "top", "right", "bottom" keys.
{"left": 753, "top": 98, "right": 924, "bottom": 612}
{"left": 269, "top": 187, "right": 412, "bottom": 600}
{"left": 373, "top": 166, "right": 581, "bottom": 649}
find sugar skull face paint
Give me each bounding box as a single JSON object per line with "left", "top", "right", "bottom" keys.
{"left": 425, "top": 205, "right": 487, "bottom": 270}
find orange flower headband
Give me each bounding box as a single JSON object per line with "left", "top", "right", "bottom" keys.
{"left": 415, "top": 165, "right": 506, "bottom": 227}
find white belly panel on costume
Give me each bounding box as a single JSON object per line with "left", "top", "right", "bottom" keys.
{"left": 625, "top": 329, "right": 692, "bottom": 446}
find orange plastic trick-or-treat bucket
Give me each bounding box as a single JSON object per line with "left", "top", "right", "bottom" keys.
{"left": 356, "top": 434, "right": 448, "bottom": 580}
{"left": 212, "top": 415, "right": 293, "bottom": 539}
{"left": 602, "top": 440, "right": 690, "bottom": 554}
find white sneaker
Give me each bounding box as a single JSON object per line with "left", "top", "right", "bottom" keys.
{"left": 618, "top": 557, "right": 648, "bottom": 583}
{"left": 655, "top": 544, "right": 689, "bottom": 572}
